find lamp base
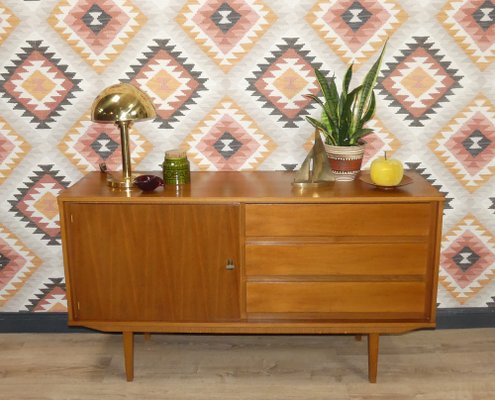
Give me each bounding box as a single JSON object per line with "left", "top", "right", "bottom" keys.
{"left": 105, "top": 172, "right": 134, "bottom": 189}
{"left": 292, "top": 181, "right": 332, "bottom": 189}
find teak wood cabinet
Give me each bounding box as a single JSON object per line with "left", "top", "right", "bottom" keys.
{"left": 58, "top": 171, "right": 444, "bottom": 382}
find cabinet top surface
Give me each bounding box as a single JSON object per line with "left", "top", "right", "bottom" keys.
{"left": 58, "top": 171, "right": 444, "bottom": 204}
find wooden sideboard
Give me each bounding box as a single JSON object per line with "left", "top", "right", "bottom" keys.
{"left": 58, "top": 171, "right": 444, "bottom": 382}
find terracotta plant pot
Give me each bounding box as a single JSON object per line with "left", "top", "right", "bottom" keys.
{"left": 324, "top": 143, "right": 365, "bottom": 181}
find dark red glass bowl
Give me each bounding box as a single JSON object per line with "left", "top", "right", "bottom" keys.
{"left": 133, "top": 174, "right": 164, "bottom": 191}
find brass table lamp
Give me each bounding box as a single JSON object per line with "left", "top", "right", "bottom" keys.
{"left": 91, "top": 83, "right": 156, "bottom": 189}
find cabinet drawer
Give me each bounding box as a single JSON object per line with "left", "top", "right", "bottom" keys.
{"left": 245, "top": 203, "right": 432, "bottom": 237}
{"left": 246, "top": 282, "right": 426, "bottom": 314}
{"left": 245, "top": 243, "right": 428, "bottom": 276}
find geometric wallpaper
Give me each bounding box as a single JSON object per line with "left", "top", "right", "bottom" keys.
{"left": 0, "top": 0, "right": 494, "bottom": 313}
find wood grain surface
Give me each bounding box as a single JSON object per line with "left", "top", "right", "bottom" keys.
{"left": 57, "top": 170, "right": 445, "bottom": 382}
{"left": 0, "top": 329, "right": 493, "bottom": 399}
{"left": 58, "top": 171, "right": 444, "bottom": 203}
{"left": 65, "top": 203, "right": 240, "bottom": 322}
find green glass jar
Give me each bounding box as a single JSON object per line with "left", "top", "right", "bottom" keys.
{"left": 162, "top": 149, "right": 190, "bottom": 185}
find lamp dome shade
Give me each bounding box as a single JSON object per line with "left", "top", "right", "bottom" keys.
{"left": 91, "top": 83, "right": 156, "bottom": 123}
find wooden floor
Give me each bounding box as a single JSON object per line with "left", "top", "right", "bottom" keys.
{"left": 1, "top": 328, "right": 494, "bottom": 399}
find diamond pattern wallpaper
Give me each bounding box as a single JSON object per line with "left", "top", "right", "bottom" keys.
{"left": 0, "top": 0, "right": 494, "bottom": 313}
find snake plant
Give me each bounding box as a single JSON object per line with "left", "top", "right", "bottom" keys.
{"left": 306, "top": 42, "right": 387, "bottom": 146}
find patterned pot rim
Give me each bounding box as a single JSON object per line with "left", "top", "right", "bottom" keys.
{"left": 324, "top": 143, "right": 366, "bottom": 152}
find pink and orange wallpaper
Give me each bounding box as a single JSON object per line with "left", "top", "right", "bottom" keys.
{"left": 0, "top": 0, "right": 494, "bottom": 312}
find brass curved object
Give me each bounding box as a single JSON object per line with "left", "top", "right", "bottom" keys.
{"left": 91, "top": 83, "right": 156, "bottom": 122}
{"left": 293, "top": 129, "right": 334, "bottom": 188}
{"left": 91, "top": 83, "right": 156, "bottom": 189}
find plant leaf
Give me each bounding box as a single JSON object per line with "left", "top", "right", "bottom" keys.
{"left": 342, "top": 85, "right": 361, "bottom": 132}
{"left": 321, "top": 109, "right": 331, "bottom": 131}
{"left": 305, "top": 116, "right": 326, "bottom": 131}
{"left": 349, "top": 41, "right": 387, "bottom": 135}
{"left": 328, "top": 76, "right": 340, "bottom": 124}
{"left": 304, "top": 93, "right": 324, "bottom": 106}
{"left": 349, "top": 128, "right": 374, "bottom": 144}
{"left": 344, "top": 85, "right": 361, "bottom": 110}
{"left": 361, "top": 91, "right": 376, "bottom": 124}
{"left": 305, "top": 93, "right": 338, "bottom": 140}
{"left": 315, "top": 69, "right": 339, "bottom": 122}
{"left": 352, "top": 128, "right": 374, "bottom": 137}
{"left": 342, "top": 63, "right": 353, "bottom": 96}
{"left": 321, "top": 106, "right": 338, "bottom": 138}
{"left": 339, "top": 64, "right": 353, "bottom": 126}
{"left": 305, "top": 116, "right": 337, "bottom": 145}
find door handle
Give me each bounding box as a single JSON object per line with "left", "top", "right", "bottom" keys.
{"left": 225, "top": 259, "right": 235, "bottom": 270}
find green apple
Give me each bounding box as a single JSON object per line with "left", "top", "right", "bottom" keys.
{"left": 370, "top": 153, "right": 404, "bottom": 186}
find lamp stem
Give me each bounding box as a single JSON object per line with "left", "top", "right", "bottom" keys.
{"left": 117, "top": 120, "right": 132, "bottom": 183}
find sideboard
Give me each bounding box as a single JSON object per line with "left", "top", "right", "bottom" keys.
{"left": 58, "top": 170, "right": 444, "bottom": 382}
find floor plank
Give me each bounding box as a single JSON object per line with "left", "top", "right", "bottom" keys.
{"left": 0, "top": 329, "right": 494, "bottom": 399}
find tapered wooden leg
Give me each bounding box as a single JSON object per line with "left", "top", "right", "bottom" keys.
{"left": 123, "top": 331, "right": 134, "bottom": 382}
{"left": 143, "top": 333, "right": 151, "bottom": 341}
{"left": 367, "top": 333, "right": 379, "bottom": 383}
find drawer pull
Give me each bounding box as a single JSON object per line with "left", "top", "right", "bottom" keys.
{"left": 226, "top": 259, "right": 236, "bottom": 270}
